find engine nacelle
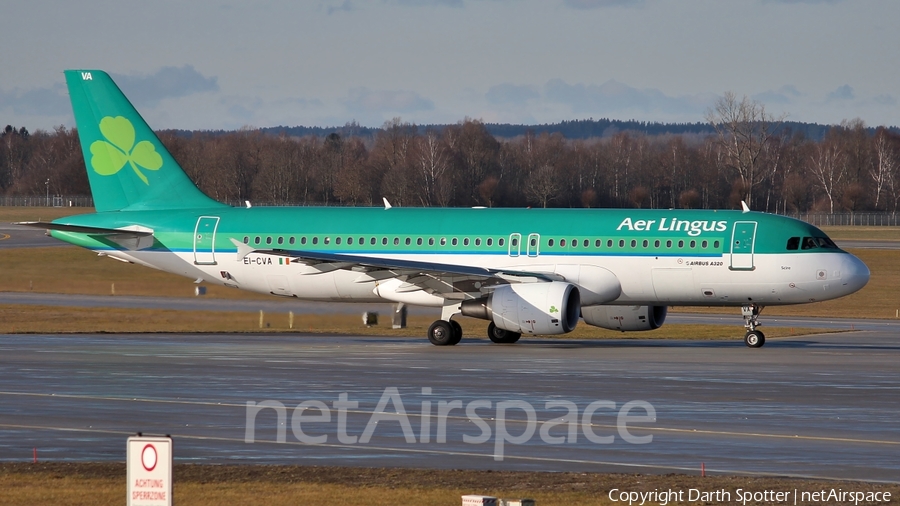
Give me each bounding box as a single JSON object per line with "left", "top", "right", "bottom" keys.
{"left": 581, "top": 305, "right": 667, "bottom": 331}
{"left": 460, "top": 281, "right": 580, "bottom": 335}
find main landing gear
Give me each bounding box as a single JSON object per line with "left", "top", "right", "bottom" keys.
{"left": 427, "top": 320, "right": 462, "bottom": 346}
{"left": 742, "top": 304, "right": 765, "bottom": 348}
{"left": 487, "top": 322, "right": 521, "bottom": 344}
{"left": 427, "top": 320, "right": 522, "bottom": 346}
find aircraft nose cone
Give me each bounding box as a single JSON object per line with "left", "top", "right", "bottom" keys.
{"left": 841, "top": 253, "right": 870, "bottom": 295}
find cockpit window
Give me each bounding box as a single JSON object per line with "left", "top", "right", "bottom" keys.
{"left": 798, "top": 236, "right": 839, "bottom": 250}
{"left": 786, "top": 237, "right": 800, "bottom": 250}
{"left": 815, "top": 236, "right": 838, "bottom": 249}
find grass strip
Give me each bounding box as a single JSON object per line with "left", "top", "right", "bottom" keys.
{"left": 1, "top": 463, "right": 898, "bottom": 506}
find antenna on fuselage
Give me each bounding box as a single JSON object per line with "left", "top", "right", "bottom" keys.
{"left": 383, "top": 197, "right": 393, "bottom": 210}
{"left": 741, "top": 201, "right": 750, "bottom": 213}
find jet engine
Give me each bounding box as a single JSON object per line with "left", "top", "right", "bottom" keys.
{"left": 460, "top": 281, "right": 580, "bottom": 335}
{"left": 581, "top": 305, "right": 667, "bottom": 331}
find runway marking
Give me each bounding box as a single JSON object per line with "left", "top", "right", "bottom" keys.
{"left": 3, "top": 391, "right": 898, "bottom": 447}
{"left": 3, "top": 423, "right": 898, "bottom": 483}
{"left": 0, "top": 233, "right": 9, "bottom": 241}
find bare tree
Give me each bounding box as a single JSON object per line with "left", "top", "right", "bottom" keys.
{"left": 706, "top": 92, "right": 783, "bottom": 206}
{"left": 415, "top": 129, "right": 448, "bottom": 206}
{"left": 523, "top": 164, "right": 561, "bottom": 208}
{"left": 871, "top": 128, "right": 898, "bottom": 210}
{"left": 807, "top": 132, "right": 846, "bottom": 213}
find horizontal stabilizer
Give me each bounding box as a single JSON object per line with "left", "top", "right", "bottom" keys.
{"left": 17, "top": 221, "right": 155, "bottom": 251}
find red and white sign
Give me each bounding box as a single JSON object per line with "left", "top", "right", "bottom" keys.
{"left": 127, "top": 436, "right": 172, "bottom": 506}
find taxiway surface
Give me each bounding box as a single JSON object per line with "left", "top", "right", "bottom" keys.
{"left": 1, "top": 331, "right": 898, "bottom": 482}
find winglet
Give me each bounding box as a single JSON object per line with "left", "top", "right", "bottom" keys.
{"left": 383, "top": 197, "right": 393, "bottom": 210}
{"left": 229, "top": 237, "right": 255, "bottom": 261}
{"left": 741, "top": 201, "right": 751, "bottom": 213}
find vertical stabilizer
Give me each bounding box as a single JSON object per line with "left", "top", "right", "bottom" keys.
{"left": 65, "top": 70, "right": 226, "bottom": 212}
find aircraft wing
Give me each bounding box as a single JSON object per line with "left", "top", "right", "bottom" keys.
{"left": 16, "top": 222, "right": 155, "bottom": 251}
{"left": 228, "top": 238, "right": 560, "bottom": 292}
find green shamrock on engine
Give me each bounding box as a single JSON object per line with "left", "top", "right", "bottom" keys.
{"left": 89, "top": 116, "right": 162, "bottom": 185}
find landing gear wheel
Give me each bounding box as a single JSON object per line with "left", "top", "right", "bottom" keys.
{"left": 448, "top": 320, "right": 463, "bottom": 345}
{"left": 744, "top": 330, "right": 765, "bottom": 348}
{"left": 488, "top": 322, "right": 522, "bottom": 344}
{"left": 428, "top": 320, "right": 454, "bottom": 346}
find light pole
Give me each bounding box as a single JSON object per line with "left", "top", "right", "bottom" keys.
{"left": 46, "top": 179, "right": 50, "bottom": 207}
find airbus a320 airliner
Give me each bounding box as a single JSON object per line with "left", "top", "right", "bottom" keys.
{"left": 23, "top": 70, "right": 870, "bottom": 348}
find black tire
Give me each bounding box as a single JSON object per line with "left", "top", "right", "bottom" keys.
{"left": 428, "top": 320, "right": 454, "bottom": 346}
{"left": 448, "top": 320, "right": 463, "bottom": 345}
{"left": 488, "top": 322, "right": 522, "bottom": 344}
{"left": 744, "top": 330, "right": 765, "bottom": 348}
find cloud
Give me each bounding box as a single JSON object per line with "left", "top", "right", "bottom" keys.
{"left": 112, "top": 65, "right": 219, "bottom": 107}
{"left": 0, "top": 82, "right": 69, "bottom": 117}
{"left": 762, "top": 0, "right": 844, "bottom": 4}
{"left": 543, "top": 78, "right": 710, "bottom": 117}
{"left": 825, "top": 84, "right": 854, "bottom": 102}
{"left": 485, "top": 83, "right": 540, "bottom": 105}
{"left": 396, "top": 0, "right": 464, "bottom": 6}
{"left": 326, "top": 0, "right": 461, "bottom": 13}
{"left": 343, "top": 87, "right": 434, "bottom": 113}
{"left": 326, "top": 0, "right": 356, "bottom": 15}
{"left": 563, "top": 0, "right": 646, "bottom": 9}
{"left": 873, "top": 95, "right": 897, "bottom": 106}
{"left": 753, "top": 85, "right": 802, "bottom": 105}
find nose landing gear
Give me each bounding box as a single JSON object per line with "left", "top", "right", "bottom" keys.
{"left": 742, "top": 304, "right": 765, "bottom": 348}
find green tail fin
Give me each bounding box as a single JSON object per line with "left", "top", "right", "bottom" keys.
{"left": 65, "top": 70, "right": 226, "bottom": 212}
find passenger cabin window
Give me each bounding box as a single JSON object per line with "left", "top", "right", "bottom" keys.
{"left": 787, "top": 237, "right": 800, "bottom": 250}
{"left": 548, "top": 239, "right": 555, "bottom": 247}
{"left": 289, "top": 237, "right": 295, "bottom": 245}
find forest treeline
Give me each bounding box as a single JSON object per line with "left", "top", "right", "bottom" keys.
{"left": 3, "top": 94, "right": 900, "bottom": 213}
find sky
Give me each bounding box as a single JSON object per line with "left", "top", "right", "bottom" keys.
{"left": 2, "top": 0, "right": 899, "bottom": 132}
